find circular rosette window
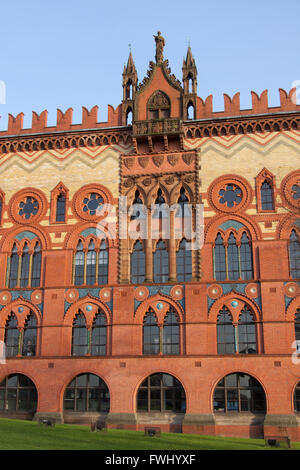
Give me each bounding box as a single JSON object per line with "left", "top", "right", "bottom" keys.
{"left": 73, "top": 184, "right": 112, "bottom": 221}
{"left": 9, "top": 189, "right": 47, "bottom": 224}
{"left": 208, "top": 176, "right": 252, "bottom": 213}
{"left": 281, "top": 171, "right": 300, "bottom": 210}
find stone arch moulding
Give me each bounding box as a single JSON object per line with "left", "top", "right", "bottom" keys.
{"left": 276, "top": 213, "right": 300, "bottom": 240}
{"left": 285, "top": 294, "right": 300, "bottom": 322}
{"left": 0, "top": 225, "right": 51, "bottom": 252}
{"left": 63, "top": 295, "right": 112, "bottom": 328}
{"left": 133, "top": 292, "right": 184, "bottom": 324}
{"left": 208, "top": 291, "right": 261, "bottom": 323}
{"left": 0, "top": 297, "right": 42, "bottom": 329}
{"left": 64, "top": 221, "right": 117, "bottom": 250}
{"left": 204, "top": 213, "right": 262, "bottom": 244}
{"left": 207, "top": 174, "right": 253, "bottom": 214}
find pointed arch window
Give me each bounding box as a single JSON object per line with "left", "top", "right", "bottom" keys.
{"left": 31, "top": 242, "right": 41, "bottom": 287}
{"left": 153, "top": 189, "right": 167, "bottom": 219}
{"left": 72, "top": 312, "right": 88, "bottom": 356}
{"left": 176, "top": 187, "right": 191, "bottom": 218}
{"left": 213, "top": 231, "right": 253, "bottom": 281}
{"left": 227, "top": 233, "right": 239, "bottom": 280}
{"left": 20, "top": 243, "right": 30, "bottom": 288}
{"left": 295, "top": 308, "right": 300, "bottom": 343}
{"left": 163, "top": 309, "right": 180, "bottom": 355}
{"left": 143, "top": 309, "right": 160, "bottom": 355}
{"left": 130, "top": 190, "right": 145, "bottom": 220}
{"left": 153, "top": 240, "right": 169, "bottom": 283}
{"left": 74, "top": 241, "right": 84, "bottom": 286}
{"left": 217, "top": 307, "right": 235, "bottom": 354}
{"left": 98, "top": 240, "right": 108, "bottom": 285}
{"left": 91, "top": 310, "right": 107, "bottom": 356}
{"left": 8, "top": 244, "right": 19, "bottom": 288}
{"left": 176, "top": 239, "right": 192, "bottom": 282}
{"left": 22, "top": 314, "right": 37, "bottom": 356}
{"left": 289, "top": 230, "right": 300, "bottom": 278}
{"left": 4, "top": 314, "right": 19, "bottom": 357}
{"left": 240, "top": 233, "right": 253, "bottom": 280}
{"left": 86, "top": 239, "right": 96, "bottom": 285}
{"left": 214, "top": 234, "right": 226, "bottom": 281}
{"left": 56, "top": 193, "right": 66, "bottom": 222}
{"left": 237, "top": 307, "right": 257, "bottom": 354}
{"left": 131, "top": 241, "right": 146, "bottom": 284}
{"left": 260, "top": 180, "right": 274, "bottom": 211}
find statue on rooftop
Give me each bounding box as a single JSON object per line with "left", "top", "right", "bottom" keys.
{"left": 154, "top": 31, "right": 165, "bottom": 64}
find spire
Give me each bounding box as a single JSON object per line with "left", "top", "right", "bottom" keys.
{"left": 182, "top": 44, "right": 198, "bottom": 120}
{"left": 122, "top": 49, "right": 138, "bottom": 126}
{"left": 182, "top": 45, "right": 197, "bottom": 72}
{"left": 125, "top": 51, "right": 136, "bottom": 75}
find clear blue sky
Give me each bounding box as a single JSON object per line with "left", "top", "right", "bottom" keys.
{"left": 0, "top": 0, "right": 299, "bottom": 130}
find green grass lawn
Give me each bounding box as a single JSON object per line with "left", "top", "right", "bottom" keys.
{"left": 0, "top": 418, "right": 297, "bottom": 450}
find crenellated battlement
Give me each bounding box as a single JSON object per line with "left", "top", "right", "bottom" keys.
{"left": 196, "top": 88, "right": 299, "bottom": 119}
{"left": 0, "top": 87, "right": 299, "bottom": 139}
{"left": 0, "top": 104, "right": 123, "bottom": 137}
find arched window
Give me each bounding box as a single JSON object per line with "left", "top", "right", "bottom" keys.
{"left": 295, "top": 308, "right": 300, "bottom": 342}
{"left": 227, "top": 233, "right": 239, "bottom": 280}
{"left": 130, "top": 190, "right": 144, "bottom": 220}
{"left": 131, "top": 241, "right": 145, "bottom": 283}
{"left": 98, "top": 240, "right": 108, "bottom": 285}
{"left": 153, "top": 189, "right": 167, "bottom": 219}
{"left": 137, "top": 373, "right": 186, "bottom": 413}
{"left": 31, "top": 242, "right": 41, "bottom": 287}
{"left": 240, "top": 233, "right": 253, "bottom": 280}
{"left": 163, "top": 309, "right": 180, "bottom": 354}
{"left": 8, "top": 243, "right": 19, "bottom": 288}
{"left": 63, "top": 374, "right": 110, "bottom": 412}
{"left": 72, "top": 312, "right": 88, "bottom": 356}
{"left": 294, "top": 381, "right": 300, "bottom": 413}
{"left": 4, "top": 314, "right": 19, "bottom": 357}
{"left": 91, "top": 311, "right": 107, "bottom": 356}
{"left": 213, "top": 373, "right": 266, "bottom": 413}
{"left": 187, "top": 102, "right": 195, "bottom": 120}
{"left": 143, "top": 307, "right": 180, "bottom": 355}
{"left": 289, "top": 230, "right": 300, "bottom": 279}
{"left": 217, "top": 307, "right": 235, "bottom": 354}
{"left": 20, "top": 243, "right": 30, "bottom": 288}
{"left": 213, "top": 231, "right": 253, "bottom": 281}
{"left": 153, "top": 240, "right": 169, "bottom": 283}
{"left": 214, "top": 234, "right": 226, "bottom": 281}
{"left": 22, "top": 314, "right": 37, "bottom": 356}
{"left": 237, "top": 307, "right": 257, "bottom": 354}
{"left": 147, "top": 91, "right": 171, "bottom": 120}
{"left": 86, "top": 239, "right": 96, "bottom": 285}
{"left": 176, "top": 239, "right": 192, "bottom": 282}
{"left": 143, "top": 309, "right": 160, "bottom": 355}
{"left": 74, "top": 241, "right": 84, "bottom": 286}
{"left": 260, "top": 180, "right": 274, "bottom": 210}
{"left": 0, "top": 374, "right": 37, "bottom": 413}
{"left": 56, "top": 193, "right": 66, "bottom": 222}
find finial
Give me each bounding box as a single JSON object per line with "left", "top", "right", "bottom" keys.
{"left": 128, "top": 43, "right": 132, "bottom": 52}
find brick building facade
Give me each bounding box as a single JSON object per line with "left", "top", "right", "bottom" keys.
{"left": 0, "top": 33, "right": 300, "bottom": 439}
